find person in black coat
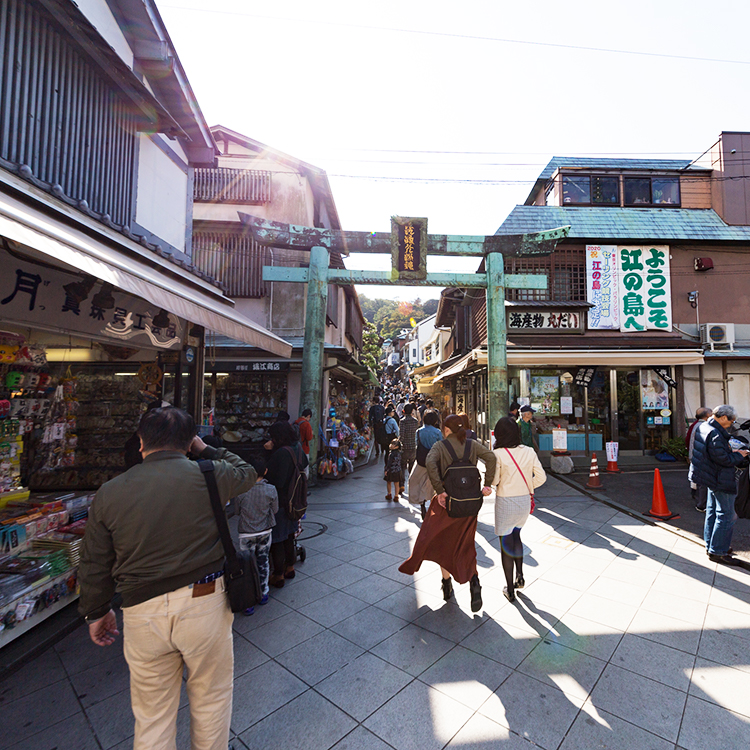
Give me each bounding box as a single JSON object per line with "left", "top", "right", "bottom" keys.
{"left": 690, "top": 404, "right": 749, "bottom": 563}
{"left": 266, "top": 421, "right": 308, "bottom": 587}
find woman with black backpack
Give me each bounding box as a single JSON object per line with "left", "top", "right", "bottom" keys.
{"left": 399, "top": 414, "right": 496, "bottom": 613}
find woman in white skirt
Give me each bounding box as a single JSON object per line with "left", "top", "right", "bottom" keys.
{"left": 492, "top": 417, "right": 546, "bottom": 602}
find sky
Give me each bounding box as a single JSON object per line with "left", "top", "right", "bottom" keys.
{"left": 156, "top": 0, "right": 750, "bottom": 300}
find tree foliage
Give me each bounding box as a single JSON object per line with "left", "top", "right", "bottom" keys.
{"left": 360, "top": 320, "right": 381, "bottom": 372}
{"left": 358, "top": 295, "right": 436, "bottom": 340}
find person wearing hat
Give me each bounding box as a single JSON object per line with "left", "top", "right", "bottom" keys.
{"left": 518, "top": 406, "right": 539, "bottom": 452}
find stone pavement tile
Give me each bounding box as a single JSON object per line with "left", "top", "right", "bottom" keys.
{"left": 54, "top": 620, "right": 124, "bottom": 676}
{"left": 314, "top": 562, "right": 372, "bottom": 589}
{"left": 641, "top": 590, "right": 708, "bottom": 627}
{"left": 231, "top": 660, "right": 307, "bottom": 734}
{"left": 372, "top": 585, "right": 445, "bottom": 623}
{"left": 493, "top": 596, "right": 563, "bottom": 637}
{"left": 299, "top": 590, "right": 369, "bottom": 627}
{"left": 238, "top": 688, "right": 356, "bottom": 750}
{"left": 624, "top": 537, "right": 672, "bottom": 561}
{"left": 233, "top": 634, "right": 270, "bottom": 678}
{"left": 83, "top": 687, "right": 135, "bottom": 749}
{"left": 315, "top": 652, "right": 413, "bottom": 722}
{"left": 359, "top": 530, "right": 403, "bottom": 550}
{"left": 571, "top": 505, "right": 621, "bottom": 524}
{"left": 419, "top": 645, "right": 512, "bottom": 710}
{"left": 588, "top": 664, "right": 687, "bottom": 742}
{"left": 244, "top": 611, "right": 325, "bottom": 658}
{"left": 0, "top": 678, "right": 83, "bottom": 749}
{"left": 559, "top": 703, "right": 674, "bottom": 750}
{"left": 616, "top": 548, "right": 666, "bottom": 570}
{"left": 362, "top": 517, "right": 404, "bottom": 534}
{"left": 413, "top": 602, "right": 487, "bottom": 644}
{"left": 703, "top": 604, "right": 750, "bottom": 642}
{"left": 519, "top": 579, "right": 583, "bottom": 612}
{"left": 232, "top": 598, "right": 290, "bottom": 635}
{"left": 330, "top": 726, "right": 398, "bottom": 750}
{"left": 553, "top": 522, "right": 597, "bottom": 544}
{"left": 611, "top": 633, "right": 695, "bottom": 692}
{"left": 568, "top": 593, "right": 637, "bottom": 631}
{"left": 332, "top": 605, "right": 409, "bottom": 650}
{"left": 709, "top": 585, "right": 750, "bottom": 616}
{"left": 19, "top": 712, "right": 101, "bottom": 750}
{"left": 689, "top": 656, "right": 750, "bottom": 718}
{"left": 364, "top": 679, "right": 473, "bottom": 750}
{"left": 0, "top": 647, "right": 67, "bottom": 704}
{"left": 295, "top": 551, "right": 345, "bottom": 577}
{"left": 479, "top": 671, "right": 583, "bottom": 750}
{"left": 677, "top": 694, "right": 750, "bottom": 750}
{"left": 539, "top": 563, "right": 601, "bottom": 591}
{"left": 461, "top": 618, "right": 541, "bottom": 670}
{"left": 371, "top": 623, "right": 454, "bottom": 677}
{"left": 711, "top": 563, "right": 750, "bottom": 593}
{"left": 69, "top": 652, "right": 131, "bottom": 708}
{"left": 343, "top": 572, "right": 406, "bottom": 604}
{"left": 377, "top": 560, "right": 416, "bottom": 583}
{"left": 352, "top": 549, "right": 404, "bottom": 573}
{"left": 661, "top": 558, "right": 717, "bottom": 586}
{"left": 627, "top": 608, "right": 702, "bottom": 655}
{"left": 586, "top": 577, "right": 650, "bottom": 607}
{"left": 331, "top": 524, "right": 378, "bottom": 542}
{"left": 270, "top": 576, "right": 336, "bottom": 610}
{"left": 698, "top": 627, "right": 750, "bottom": 674}
{"left": 275, "top": 630, "right": 364, "bottom": 685}
{"left": 518, "top": 637, "right": 607, "bottom": 700}
{"left": 321, "top": 519, "right": 359, "bottom": 537}
{"left": 302, "top": 533, "right": 351, "bottom": 552}
{"left": 446, "top": 712, "right": 539, "bottom": 749}
{"left": 599, "top": 558, "right": 660, "bottom": 588}
{"left": 650, "top": 571, "right": 713, "bottom": 603}
{"left": 329, "top": 541, "right": 379, "bottom": 563}
{"left": 306, "top": 508, "right": 359, "bottom": 521}
{"left": 545, "top": 612, "right": 624, "bottom": 661}
{"left": 379, "top": 536, "right": 417, "bottom": 557}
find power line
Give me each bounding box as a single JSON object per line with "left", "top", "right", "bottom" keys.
{"left": 158, "top": 4, "right": 750, "bottom": 66}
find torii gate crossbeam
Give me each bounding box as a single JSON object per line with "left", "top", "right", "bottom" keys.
{"left": 239, "top": 214, "right": 570, "bottom": 464}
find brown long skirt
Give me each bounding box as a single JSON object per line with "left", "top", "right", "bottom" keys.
{"left": 399, "top": 498, "right": 478, "bottom": 584}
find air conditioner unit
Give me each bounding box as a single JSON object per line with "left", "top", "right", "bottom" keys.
{"left": 700, "top": 323, "right": 735, "bottom": 351}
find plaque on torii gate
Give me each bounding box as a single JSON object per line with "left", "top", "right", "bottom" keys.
{"left": 239, "top": 213, "right": 570, "bottom": 463}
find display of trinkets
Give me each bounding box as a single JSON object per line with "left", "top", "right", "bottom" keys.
{"left": 212, "top": 372, "right": 287, "bottom": 444}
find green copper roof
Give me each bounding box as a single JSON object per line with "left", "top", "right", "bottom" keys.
{"left": 496, "top": 206, "right": 750, "bottom": 242}
{"left": 537, "top": 156, "right": 709, "bottom": 182}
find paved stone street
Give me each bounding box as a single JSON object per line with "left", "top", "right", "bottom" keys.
{"left": 2, "top": 460, "right": 750, "bottom": 749}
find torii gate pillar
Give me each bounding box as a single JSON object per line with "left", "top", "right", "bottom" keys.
{"left": 485, "top": 250, "right": 507, "bottom": 428}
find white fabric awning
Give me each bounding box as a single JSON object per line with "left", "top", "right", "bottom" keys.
{"left": 474, "top": 349, "right": 704, "bottom": 367}
{"left": 0, "top": 190, "right": 292, "bottom": 358}
{"left": 432, "top": 352, "right": 474, "bottom": 383}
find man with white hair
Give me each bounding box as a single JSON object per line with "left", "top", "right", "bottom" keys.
{"left": 690, "top": 404, "right": 749, "bottom": 563}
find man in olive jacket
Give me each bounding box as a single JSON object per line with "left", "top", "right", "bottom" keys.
{"left": 690, "top": 404, "right": 748, "bottom": 563}
{"left": 79, "top": 407, "right": 255, "bottom": 750}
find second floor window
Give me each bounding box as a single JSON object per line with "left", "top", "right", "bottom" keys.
{"left": 624, "top": 176, "right": 680, "bottom": 206}
{"left": 562, "top": 175, "right": 619, "bottom": 205}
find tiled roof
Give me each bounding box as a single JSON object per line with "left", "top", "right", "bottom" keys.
{"left": 495, "top": 206, "right": 750, "bottom": 242}
{"left": 536, "top": 156, "right": 709, "bottom": 182}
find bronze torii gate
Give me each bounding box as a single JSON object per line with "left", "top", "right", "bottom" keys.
{"left": 240, "top": 214, "right": 569, "bottom": 464}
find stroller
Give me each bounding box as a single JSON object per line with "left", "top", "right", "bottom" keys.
{"left": 732, "top": 421, "right": 750, "bottom": 519}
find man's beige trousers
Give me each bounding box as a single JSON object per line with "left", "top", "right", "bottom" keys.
{"left": 123, "top": 580, "right": 234, "bottom": 750}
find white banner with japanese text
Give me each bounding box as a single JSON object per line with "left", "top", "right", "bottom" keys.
{"left": 617, "top": 246, "right": 672, "bottom": 333}
{"left": 585, "top": 245, "right": 619, "bottom": 329}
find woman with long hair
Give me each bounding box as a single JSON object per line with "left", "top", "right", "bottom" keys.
{"left": 492, "top": 417, "right": 546, "bottom": 602}
{"left": 399, "top": 414, "right": 496, "bottom": 612}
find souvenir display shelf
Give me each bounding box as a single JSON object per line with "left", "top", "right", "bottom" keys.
{"left": 0, "top": 491, "right": 92, "bottom": 647}
{"left": 212, "top": 371, "right": 287, "bottom": 445}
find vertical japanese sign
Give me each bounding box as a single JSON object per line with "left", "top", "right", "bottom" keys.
{"left": 617, "top": 246, "right": 671, "bottom": 332}
{"left": 391, "top": 216, "right": 427, "bottom": 281}
{"left": 586, "top": 245, "right": 619, "bottom": 329}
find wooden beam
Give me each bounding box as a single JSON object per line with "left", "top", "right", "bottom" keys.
{"left": 261, "top": 267, "right": 548, "bottom": 290}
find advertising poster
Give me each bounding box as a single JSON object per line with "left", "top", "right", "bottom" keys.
{"left": 641, "top": 369, "right": 670, "bottom": 410}
{"left": 530, "top": 375, "right": 560, "bottom": 415}
{"left": 586, "top": 245, "right": 619, "bottom": 329}
{"left": 618, "top": 246, "right": 672, "bottom": 333}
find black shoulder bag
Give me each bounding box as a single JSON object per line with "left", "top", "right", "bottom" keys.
{"left": 198, "top": 459, "right": 261, "bottom": 612}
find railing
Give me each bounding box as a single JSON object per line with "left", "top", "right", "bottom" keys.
{"left": 0, "top": 0, "right": 137, "bottom": 226}
{"left": 192, "top": 231, "right": 270, "bottom": 297}
{"left": 194, "top": 168, "right": 272, "bottom": 203}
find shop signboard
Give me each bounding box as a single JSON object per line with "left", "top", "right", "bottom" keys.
{"left": 641, "top": 369, "right": 670, "bottom": 410}
{"left": 0, "top": 246, "right": 184, "bottom": 349}
{"left": 455, "top": 391, "right": 467, "bottom": 414}
{"left": 552, "top": 429, "right": 568, "bottom": 450}
{"left": 586, "top": 245, "right": 619, "bottom": 329}
{"left": 530, "top": 375, "right": 560, "bottom": 415}
{"left": 574, "top": 366, "right": 597, "bottom": 387}
{"left": 617, "top": 246, "right": 672, "bottom": 333}
{"left": 391, "top": 216, "right": 427, "bottom": 281}
{"left": 653, "top": 367, "right": 677, "bottom": 388}
{"left": 216, "top": 362, "right": 290, "bottom": 373}
{"left": 508, "top": 310, "right": 583, "bottom": 333}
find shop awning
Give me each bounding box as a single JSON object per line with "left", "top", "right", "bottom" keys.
{"left": 412, "top": 361, "right": 440, "bottom": 375}
{"left": 0, "top": 191, "right": 292, "bottom": 358}
{"left": 432, "top": 352, "right": 475, "bottom": 383}
{"left": 473, "top": 349, "right": 704, "bottom": 367}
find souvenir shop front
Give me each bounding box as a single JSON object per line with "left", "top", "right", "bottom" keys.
{"left": 0, "top": 239, "right": 284, "bottom": 646}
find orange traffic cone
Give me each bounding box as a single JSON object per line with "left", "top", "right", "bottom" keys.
{"left": 585, "top": 454, "right": 603, "bottom": 489}
{"left": 646, "top": 468, "right": 679, "bottom": 520}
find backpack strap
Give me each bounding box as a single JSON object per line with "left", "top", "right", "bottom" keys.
{"left": 283, "top": 445, "right": 301, "bottom": 470}
{"left": 441, "top": 438, "right": 459, "bottom": 462}
{"left": 462, "top": 438, "right": 473, "bottom": 461}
